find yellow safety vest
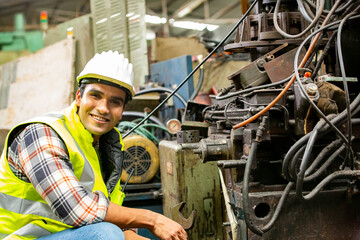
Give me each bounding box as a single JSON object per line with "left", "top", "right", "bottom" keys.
{"left": 0, "top": 102, "right": 125, "bottom": 239}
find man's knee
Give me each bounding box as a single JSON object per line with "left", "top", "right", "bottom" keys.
{"left": 92, "top": 222, "right": 125, "bottom": 240}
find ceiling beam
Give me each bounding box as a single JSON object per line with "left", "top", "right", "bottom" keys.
{"left": 204, "top": 0, "right": 209, "bottom": 19}
{"left": 172, "top": 0, "right": 206, "bottom": 19}
{"left": 146, "top": 6, "right": 159, "bottom": 16}
{"left": 209, "top": 2, "right": 238, "bottom": 20}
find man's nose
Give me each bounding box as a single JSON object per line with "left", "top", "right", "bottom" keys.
{"left": 97, "top": 99, "right": 110, "bottom": 114}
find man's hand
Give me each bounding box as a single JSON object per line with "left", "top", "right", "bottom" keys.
{"left": 105, "top": 201, "right": 187, "bottom": 240}
{"left": 150, "top": 213, "right": 188, "bottom": 240}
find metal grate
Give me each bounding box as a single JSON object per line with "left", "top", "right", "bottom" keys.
{"left": 90, "top": 0, "right": 148, "bottom": 86}
{"left": 123, "top": 146, "right": 152, "bottom": 176}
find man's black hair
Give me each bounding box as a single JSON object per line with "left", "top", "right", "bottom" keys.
{"left": 78, "top": 78, "right": 132, "bottom": 104}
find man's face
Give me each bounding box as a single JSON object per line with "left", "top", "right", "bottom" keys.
{"left": 75, "top": 83, "right": 126, "bottom": 141}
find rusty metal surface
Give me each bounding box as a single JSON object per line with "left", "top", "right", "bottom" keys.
{"left": 159, "top": 140, "right": 224, "bottom": 239}
{"left": 233, "top": 187, "right": 360, "bottom": 240}
{"left": 224, "top": 39, "right": 305, "bottom": 52}
{"left": 263, "top": 47, "right": 306, "bottom": 83}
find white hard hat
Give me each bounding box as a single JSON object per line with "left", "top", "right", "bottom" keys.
{"left": 77, "top": 51, "right": 135, "bottom": 97}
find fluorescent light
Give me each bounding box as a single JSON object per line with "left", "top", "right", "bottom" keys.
{"left": 145, "top": 15, "right": 219, "bottom": 32}
{"left": 129, "top": 14, "right": 140, "bottom": 21}
{"left": 172, "top": 21, "right": 219, "bottom": 31}
{"left": 96, "top": 18, "right": 108, "bottom": 24}
{"left": 145, "top": 15, "right": 167, "bottom": 24}
{"left": 126, "top": 12, "right": 134, "bottom": 17}
{"left": 110, "top": 13, "right": 121, "bottom": 18}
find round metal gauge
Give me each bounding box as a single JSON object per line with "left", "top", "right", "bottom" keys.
{"left": 166, "top": 118, "right": 181, "bottom": 134}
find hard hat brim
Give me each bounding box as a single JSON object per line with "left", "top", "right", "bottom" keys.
{"left": 77, "top": 73, "right": 135, "bottom": 96}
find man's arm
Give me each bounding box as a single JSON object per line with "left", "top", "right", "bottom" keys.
{"left": 12, "top": 123, "right": 110, "bottom": 226}
{"left": 105, "top": 201, "right": 187, "bottom": 240}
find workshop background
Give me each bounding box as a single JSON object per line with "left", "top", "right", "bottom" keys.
{"left": 1, "top": 0, "right": 360, "bottom": 239}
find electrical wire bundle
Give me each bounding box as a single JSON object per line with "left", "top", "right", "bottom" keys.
{"left": 239, "top": 0, "right": 360, "bottom": 236}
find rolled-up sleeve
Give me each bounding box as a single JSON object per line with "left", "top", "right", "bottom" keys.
{"left": 14, "top": 123, "right": 109, "bottom": 227}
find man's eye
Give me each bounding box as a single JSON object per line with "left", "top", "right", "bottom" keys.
{"left": 90, "top": 93, "right": 101, "bottom": 98}
{"left": 111, "top": 100, "right": 122, "bottom": 105}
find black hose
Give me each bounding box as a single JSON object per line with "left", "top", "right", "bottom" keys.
{"left": 242, "top": 140, "right": 263, "bottom": 236}
{"left": 189, "top": 68, "right": 205, "bottom": 101}
{"left": 122, "top": 0, "right": 259, "bottom": 138}
{"left": 261, "top": 182, "right": 294, "bottom": 232}
{"left": 300, "top": 170, "right": 360, "bottom": 200}
{"left": 243, "top": 117, "right": 292, "bottom": 235}
{"left": 305, "top": 138, "right": 343, "bottom": 176}
{"left": 336, "top": 9, "right": 360, "bottom": 169}
{"left": 293, "top": 16, "right": 360, "bottom": 149}
{"left": 289, "top": 145, "right": 306, "bottom": 181}
{"left": 311, "top": 31, "right": 337, "bottom": 79}
{"left": 135, "top": 88, "right": 187, "bottom": 107}
{"left": 282, "top": 92, "right": 360, "bottom": 181}
{"left": 304, "top": 143, "right": 346, "bottom": 182}
{"left": 296, "top": 128, "right": 319, "bottom": 201}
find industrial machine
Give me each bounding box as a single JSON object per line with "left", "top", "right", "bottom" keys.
{"left": 160, "top": 0, "right": 360, "bottom": 239}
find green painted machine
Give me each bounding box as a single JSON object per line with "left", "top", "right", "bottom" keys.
{"left": 0, "top": 13, "right": 44, "bottom": 65}
{"left": 159, "top": 137, "right": 224, "bottom": 240}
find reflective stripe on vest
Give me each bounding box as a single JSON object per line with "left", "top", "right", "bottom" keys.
{"left": 10, "top": 223, "right": 52, "bottom": 239}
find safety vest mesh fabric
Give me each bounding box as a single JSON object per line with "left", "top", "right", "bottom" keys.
{"left": 0, "top": 102, "right": 124, "bottom": 239}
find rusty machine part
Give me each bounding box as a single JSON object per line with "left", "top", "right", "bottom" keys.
{"left": 121, "top": 135, "right": 160, "bottom": 184}
{"left": 178, "top": 0, "right": 360, "bottom": 239}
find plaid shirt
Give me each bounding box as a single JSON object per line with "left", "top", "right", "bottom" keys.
{"left": 7, "top": 123, "right": 109, "bottom": 227}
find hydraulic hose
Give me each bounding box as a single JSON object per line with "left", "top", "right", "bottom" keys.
{"left": 123, "top": 0, "right": 259, "bottom": 138}
{"left": 242, "top": 140, "right": 263, "bottom": 236}
{"left": 243, "top": 116, "right": 293, "bottom": 235}
{"left": 312, "top": 31, "right": 337, "bottom": 79}
{"left": 233, "top": 0, "right": 342, "bottom": 130}
{"left": 296, "top": 128, "right": 319, "bottom": 200}
{"left": 304, "top": 143, "right": 346, "bottom": 182}
{"left": 292, "top": 16, "right": 360, "bottom": 149}
{"left": 299, "top": 170, "right": 360, "bottom": 200}
{"left": 336, "top": 7, "right": 360, "bottom": 168}
{"left": 282, "top": 91, "right": 360, "bottom": 181}
{"left": 305, "top": 138, "right": 343, "bottom": 176}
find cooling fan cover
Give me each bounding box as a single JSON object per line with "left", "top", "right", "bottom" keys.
{"left": 121, "top": 135, "right": 159, "bottom": 184}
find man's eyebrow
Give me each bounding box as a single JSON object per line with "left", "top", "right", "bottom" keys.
{"left": 88, "top": 89, "right": 104, "bottom": 95}
{"left": 88, "top": 88, "right": 124, "bottom": 103}
{"left": 111, "top": 96, "right": 125, "bottom": 103}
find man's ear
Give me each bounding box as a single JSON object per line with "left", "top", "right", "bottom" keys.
{"left": 75, "top": 89, "right": 81, "bottom": 106}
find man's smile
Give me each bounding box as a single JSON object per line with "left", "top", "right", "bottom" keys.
{"left": 90, "top": 113, "right": 110, "bottom": 122}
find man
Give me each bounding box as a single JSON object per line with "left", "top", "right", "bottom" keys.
{"left": 0, "top": 51, "right": 187, "bottom": 240}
